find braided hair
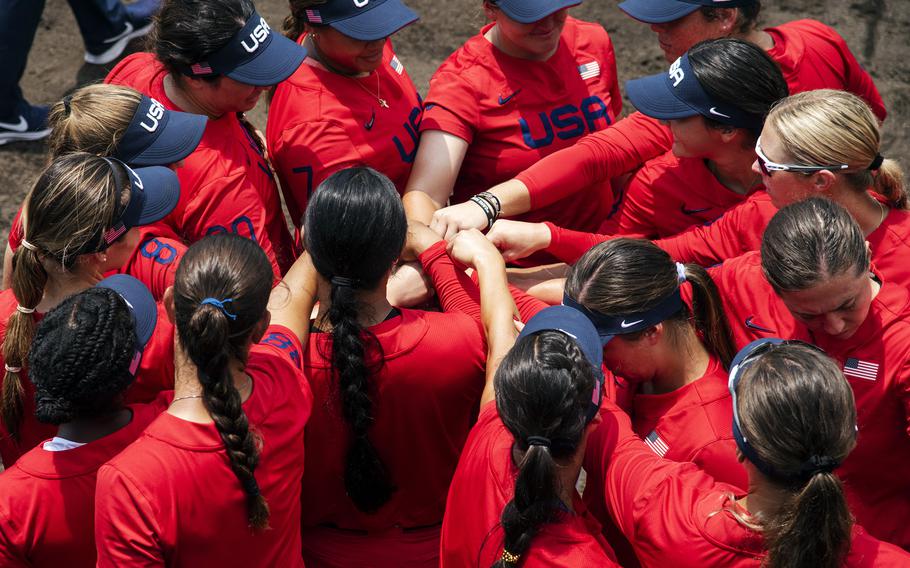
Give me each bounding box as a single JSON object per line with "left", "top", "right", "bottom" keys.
{"left": 173, "top": 234, "right": 274, "bottom": 529}
{"left": 491, "top": 331, "right": 597, "bottom": 567}
{"left": 29, "top": 288, "right": 136, "bottom": 424}
{"left": 304, "top": 167, "right": 407, "bottom": 512}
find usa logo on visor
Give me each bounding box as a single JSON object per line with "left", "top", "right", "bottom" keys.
{"left": 241, "top": 17, "right": 271, "bottom": 53}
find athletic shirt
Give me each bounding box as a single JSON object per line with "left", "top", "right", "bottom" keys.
{"left": 585, "top": 400, "right": 910, "bottom": 567}
{"left": 0, "top": 289, "right": 175, "bottom": 467}
{"left": 8, "top": 212, "right": 186, "bottom": 302}
{"left": 299, "top": 242, "right": 485, "bottom": 565}
{"left": 106, "top": 53, "right": 295, "bottom": 277}
{"left": 514, "top": 19, "right": 886, "bottom": 224}
{"left": 268, "top": 39, "right": 422, "bottom": 229}
{"left": 94, "top": 326, "right": 311, "bottom": 567}
{"left": 440, "top": 402, "right": 619, "bottom": 568}
{"left": 0, "top": 401, "right": 165, "bottom": 567}
{"left": 420, "top": 17, "right": 622, "bottom": 232}
{"left": 613, "top": 152, "right": 762, "bottom": 239}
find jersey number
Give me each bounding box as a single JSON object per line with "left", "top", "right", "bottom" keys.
{"left": 140, "top": 238, "right": 179, "bottom": 265}
{"left": 205, "top": 216, "right": 259, "bottom": 243}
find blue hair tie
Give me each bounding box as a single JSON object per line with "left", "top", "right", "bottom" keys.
{"left": 200, "top": 298, "right": 237, "bottom": 320}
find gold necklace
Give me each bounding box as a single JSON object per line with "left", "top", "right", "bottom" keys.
{"left": 171, "top": 375, "right": 253, "bottom": 404}
{"left": 353, "top": 73, "right": 388, "bottom": 109}
{"left": 307, "top": 35, "right": 388, "bottom": 109}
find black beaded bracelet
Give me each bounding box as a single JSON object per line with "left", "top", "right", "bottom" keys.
{"left": 469, "top": 195, "right": 496, "bottom": 230}
{"left": 476, "top": 191, "right": 501, "bottom": 215}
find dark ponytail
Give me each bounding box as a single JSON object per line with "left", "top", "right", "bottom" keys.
{"left": 304, "top": 167, "right": 407, "bottom": 512}
{"left": 174, "top": 234, "right": 275, "bottom": 529}
{"left": 491, "top": 331, "right": 596, "bottom": 567}
{"left": 566, "top": 238, "right": 736, "bottom": 368}
{"left": 735, "top": 343, "right": 855, "bottom": 568}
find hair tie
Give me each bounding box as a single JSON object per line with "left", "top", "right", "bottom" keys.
{"left": 20, "top": 239, "right": 38, "bottom": 252}
{"left": 526, "top": 436, "right": 551, "bottom": 448}
{"left": 62, "top": 94, "right": 73, "bottom": 115}
{"left": 500, "top": 549, "right": 521, "bottom": 565}
{"left": 868, "top": 154, "right": 884, "bottom": 171}
{"left": 676, "top": 262, "right": 687, "bottom": 284}
{"left": 799, "top": 454, "right": 840, "bottom": 478}
{"left": 16, "top": 305, "right": 36, "bottom": 314}
{"left": 200, "top": 298, "right": 237, "bottom": 320}
{"left": 4, "top": 364, "right": 21, "bottom": 373}
{"left": 331, "top": 276, "right": 358, "bottom": 288}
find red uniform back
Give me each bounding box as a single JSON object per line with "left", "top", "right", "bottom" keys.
{"left": 106, "top": 53, "right": 295, "bottom": 276}
{"left": 421, "top": 17, "right": 622, "bottom": 232}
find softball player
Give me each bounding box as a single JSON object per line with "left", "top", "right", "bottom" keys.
{"left": 268, "top": 0, "right": 420, "bottom": 233}
{"left": 106, "top": 0, "right": 307, "bottom": 276}
{"left": 95, "top": 234, "right": 317, "bottom": 567}
{"left": 298, "top": 168, "right": 495, "bottom": 567}
{"left": 586, "top": 339, "right": 909, "bottom": 566}
{"left": 710, "top": 198, "right": 910, "bottom": 549}
{"left": 4, "top": 83, "right": 207, "bottom": 299}
{"left": 0, "top": 277, "right": 163, "bottom": 567}
{"left": 433, "top": 1, "right": 888, "bottom": 240}
{"left": 441, "top": 307, "right": 619, "bottom": 567}
{"left": 404, "top": 0, "right": 622, "bottom": 237}
{"left": 0, "top": 154, "right": 179, "bottom": 468}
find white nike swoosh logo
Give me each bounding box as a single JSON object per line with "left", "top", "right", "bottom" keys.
{"left": 620, "top": 319, "right": 644, "bottom": 328}
{"left": 0, "top": 116, "right": 28, "bottom": 132}
{"left": 709, "top": 107, "right": 732, "bottom": 119}
{"left": 104, "top": 22, "right": 134, "bottom": 44}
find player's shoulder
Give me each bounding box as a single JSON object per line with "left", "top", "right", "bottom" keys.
{"left": 563, "top": 15, "right": 612, "bottom": 47}
{"left": 770, "top": 18, "right": 846, "bottom": 47}
{"left": 106, "top": 52, "right": 164, "bottom": 90}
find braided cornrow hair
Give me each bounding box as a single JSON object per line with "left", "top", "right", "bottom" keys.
{"left": 491, "top": 331, "right": 596, "bottom": 567}
{"left": 304, "top": 167, "right": 407, "bottom": 512}
{"left": 29, "top": 288, "right": 136, "bottom": 425}
{"left": 173, "top": 234, "right": 274, "bottom": 529}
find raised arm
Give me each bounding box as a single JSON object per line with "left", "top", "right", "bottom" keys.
{"left": 402, "top": 130, "right": 469, "bottom": 224}
{"left": 267, "top": 251, "right": 318, "bottom": 346}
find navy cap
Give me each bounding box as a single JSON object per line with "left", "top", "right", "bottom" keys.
{"left": 563, "top": 287, "right": 685, "bottom": 345}
{"left": 82, "top": 159, "right": 180, "bottom": 254}
{"left": 178, "top": 11, "right": 307, "bottom": 86}
{"left": 302, "top": 0, "right": 419, "bottom": 42}
{"left": 626, "top": 53, "right": 764, "bottom": 131}
{"left": 495, "top": 0, "right": 581, "bottom": 24}
{"left": 113, "top": 95, "right": 207, "bottom": 167}
{"left": 619, "top": 0, "right": 756, "bottom": 24}
{"left": 96, "top": 275, "right": 158, "bottom": 375}
{"left": 518, "top": 305, "right": 604, "bottom": 423}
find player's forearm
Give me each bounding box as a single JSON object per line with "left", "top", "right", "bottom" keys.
{"left": 486, "top": 178, "right": 532, "bottom": 218}
{"left": 474, "top": 252, "right": 516, "bottom": 407}
{"left": 403, "top": 190, "right": 445, "bottom": 224}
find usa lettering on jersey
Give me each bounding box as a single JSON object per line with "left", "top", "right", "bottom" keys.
{"left": 519, "top": 96, "right": 611, "bottom": 149}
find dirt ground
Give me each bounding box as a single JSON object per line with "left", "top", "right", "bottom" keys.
{"left": 1, "top": 0, "right": 908, "bottom": 236}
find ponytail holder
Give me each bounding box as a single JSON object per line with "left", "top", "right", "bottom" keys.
{"left": 62, "top": 95, "right": 73, "bottom": 115}
{"left": 331, "top": 276, "right": 357, "bottom": 288}
{"left": 868, "top": 154, "right": 884, "bottom": 171}
{"left": 676, "top": 262, "right": 687, "bottom": 284}
{"left": 16, "top": 305, "right": 36, "bottom": 314}
{"left": 526, "top": 435, "right": 551, "bottom": 448}
{"left": 20, "top": 239, "right": 38, "bottom": 252}
{"left": 799, "top": 454, "right": 840, "bottom": 478}
{"left": 200, "top": 298, "right": 237, "bottom": 320}
{"left": 4, "top": 364, "right": 21, "bottom": 373}
{"left": 501, "top": 549, "right": 521, "bottom": 565}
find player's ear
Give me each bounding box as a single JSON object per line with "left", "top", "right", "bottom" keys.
{"left": 811, "top": 169, "right": 838, "bottom": 193}
{"left": 482, "top": 0, "right": 498, "bottom": 21}
{"left": 163, "top": 286, "right": 176, "bottom": 324}
{"left": 716, "top": 7, "right": 739, "bottom": 34}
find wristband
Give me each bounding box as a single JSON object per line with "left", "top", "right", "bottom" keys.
{"left": 469, "top": 195, "right": 495, "bottom": 231}
{"left": 477, "top": 191, "right": 501, "bottom": 215}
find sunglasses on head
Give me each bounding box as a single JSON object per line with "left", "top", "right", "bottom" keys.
{"left": 754, "top": 139, "right": 850, "bottom": 177}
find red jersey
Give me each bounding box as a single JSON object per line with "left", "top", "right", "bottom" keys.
{"left": 614, "top": 152, "right": 761, "bottom": 239}
{"left": 0, "top": 290, "right": 174, "bottom": 467}
{"left": 585, "top": 400, "right": 910, "bottom": 566}
{"left": 300, "top": 242, "right": 485, "bottom": 566}
{"left": 420, "top": 17, "right": 622, "bottom": 232}
{"left": 95, "top": 326, "right": 311, "bottom": 567}
{"left": 766, "top": 20, "right": 886, "bottom": 122}
{"left": 440, "top": 402, "right": 618, "bottom": 568}
{"left": 0, "top": 401, "right": 164, "bottom": 567}
{"left": 268, "top": 40, "right": 422, "bottom": 228}
{"left": 8, "top": 211, "right": 186, "bottom": 302}
{"left": 106, "top": 53, "right": 295, "bottom": 277}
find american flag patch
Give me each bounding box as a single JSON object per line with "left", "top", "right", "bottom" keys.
{"left": 578, "top": 61, "right": 600, "bottom": 80}
{"left": 191, "top": 62, "right": 213, "bottom": 75}
{"left": 843, "top": 358, "right": 879, "bottom": 381}
{"left": 305, "top": 9, "right": 322, "bottom": 23}
{"left": 644, "top": 430, "right": 669, "bottom": 457}
{"left": 103, "top": 224, "right": 127, "bottom": 244}
{"left": 390, "top": 55, "right": 404, "bottom": 75}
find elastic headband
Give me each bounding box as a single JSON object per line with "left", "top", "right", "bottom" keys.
{"left": 562, "top": 287, "right": 685, "bottom": 341}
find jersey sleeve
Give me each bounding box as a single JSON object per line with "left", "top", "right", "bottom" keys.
{"left": 95, "top": 464, "right": 166, "bottom": 568}
{"left": 181, "top": 168, "right": 282, "bottom": 278}
{"left": 653, "top": 197, "right": 765, "bottom": 265}
{"left": 123, "top": 236, "right": 185, "bottom": 302}
{"left": 690, "top": 439, "right": 748, "bottom": 490}
{"left": 418, "top": 240, "right": 482, "bottom": 322}
{"left": 420, "top": 71, "right": 480, "bottom": 143}
{"left": 516, "top": 112, "right": 672, "bottom": 210}
{"left": 614, "top": 170, "right": 658, "bottom": 238}
{"left": 258, "top": 324, "right": 306, "bottom": 373}
{"left": 271, "top": 119, "right": 365, "bottom": 227}
{"left": 0, "top": 499, "right": 27, "bottom": 567}
{"left": 821, "top": 23, "right": 887, "bottom": 122}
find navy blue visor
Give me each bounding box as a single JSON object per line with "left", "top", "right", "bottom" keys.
{"left": 114, "top": 95, "right": 207, "bottom": 166}
{"left": 563, "top": 287, "right": 685, "bottom": 344}
{"left": 96, "top": 274, "right": 158, "bottom": 375}
{"left": 494, "top": 0, "right": 581, "bottom": 23}
{"left": 619, "top": 0, "right": 756, "bottom": 24}
{"left": 302, "top": 0, "right": 419, "bottom": 41}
